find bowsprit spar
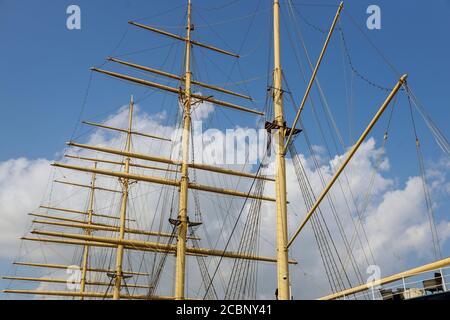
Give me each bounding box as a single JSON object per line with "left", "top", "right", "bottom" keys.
{"left": 3, "top": 0, "right": 449, "bottom": 300}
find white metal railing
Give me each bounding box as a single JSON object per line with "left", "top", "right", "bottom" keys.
{"left": 338, "top": 266, "right": 450, "bottom": 300}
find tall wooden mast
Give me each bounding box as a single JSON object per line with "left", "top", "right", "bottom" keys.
{"left": 79, "top": 163, "right": 97, "bottom": 298}
{"left": 112, "top": 95, "right": 134, "bottom": 299}
{"left": 175, "top": 0, "right": 193, "bottom": 300}
{"left": 4, "top": 1, "right": 293, "bottom": 300}
{"left": 273, "top": 0, "right": 290, "bottom": 300}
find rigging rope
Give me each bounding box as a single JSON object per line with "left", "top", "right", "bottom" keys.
{"left": 406, "top": 92, "right": 442, "bottom": 260}
{"left": 225, "top": 178, "right": 265, "bottom": 300}
{"left": 190, "top": 228, "right": 219, "bottom": 300}
{"left": 405, "top": 85, "right": 450, "bottom": 156}
{"left": 289, "top": 143, "right": 349, "bottom": 293}
{"left": 285, "top": 2, "right": 376, "bottom": 272}
{"left": 342, "top": 96, "right": 397, "bottom": 271}
{"left": 337, "top": 23, "right": 392, "bottom": 92}
{"left": 343, "top": 11, "right": 400, "bottom": 77}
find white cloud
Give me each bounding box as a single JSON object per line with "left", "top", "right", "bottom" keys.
{"left": 1, "top": 106, "right": 449, "bottom": 300}
{"left": 0, "top": 158, "right": 51, "bottom": 257}
{"left": 283, "top": 142, "right": 450, "bottom": 299}
{"left": 191, "top": 93, "right": 215, "bottom": 121}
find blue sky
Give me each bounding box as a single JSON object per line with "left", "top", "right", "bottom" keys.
{"left": 0, "top": 0, "right": 449, "bottom": 298}
{"left": 0, "top": 0, "right": 448, "bottom": 161}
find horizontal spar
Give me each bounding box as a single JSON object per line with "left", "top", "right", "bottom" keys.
{"left": 13, "top": 261, "right": 149, "bottom": 276}
{"left": 29, "top": 213, "right": 113, "bottom": 226}
{"left": 64, "top": 154, "right": 180, "bottom": 173}
{"left": 91, "top": 68, "right": 264, "bottom": 115}
{"left": 67, "top": 141, "right": 273, "bottom": 181}
{"left": 188, "top": 182, "right": 276, "bottom": 202}
{"left": 21, "top": 236, "right": 206, "bottom": 258}
{"left": 32, "top": 219, "right": 200, "bottom": 240}
{"left": 2, "top": 276, "right": 152, "bottom": 289}
{"left": 54, "top": 180, "right": 122, "bottom": 193}
{"left": 108, "top": 57, "right": 252, "bottom": 100}
{"left": 23, "top": 236, "right": 117, "bottom": 249}
{"left": 39, "top": 205, "right": 135, "bottom": 222}
{"left": 53, "top": 162, "right": 276, "bottom": 202}
{"left": 82, "top": 120, "right": 171, "bottom": 142}
{"left": 31, "top": 230, "right": 298, "bottom": 264}
{"left": 3, "top": 289, "right": 174, "bottom": 300}
{"left": 128, "top": 21, "right": 239, "bottom": 58}
{"left": 53, "top": 162, "right": 180, "bottom": 187}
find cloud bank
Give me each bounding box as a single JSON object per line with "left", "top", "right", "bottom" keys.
{"left": 1, "top": 104, "right": 449, "bottom": 300}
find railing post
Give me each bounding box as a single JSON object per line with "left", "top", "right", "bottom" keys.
{"left": 440, "top": 268, "right": 447, "bottom": 291}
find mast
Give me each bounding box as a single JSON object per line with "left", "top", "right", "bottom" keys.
{"left": 79, "top": 163, "right": 97, "bottom": 298}
{"left": 273, "top": 0, "right": 290, "bottom": 300}
{"left": 4, "top": 2, "right": 282, "bottom": 300}
{"left": 175, "top": 0, "right": 192, "bottom": 300}
{"left": 112, "top": 95, "right": 134, "bottom": 299}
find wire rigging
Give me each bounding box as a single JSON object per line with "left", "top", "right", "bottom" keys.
{"left": 406, "top": 90, "right": 442, "bottom": 260}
